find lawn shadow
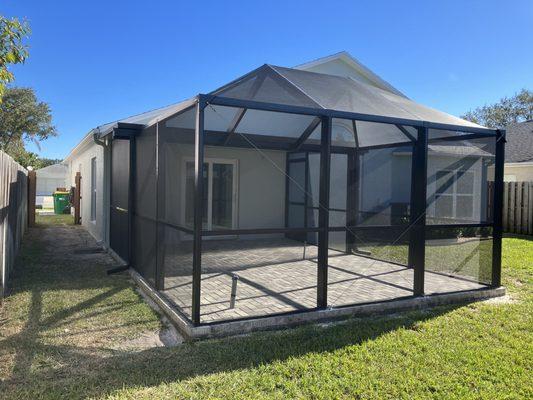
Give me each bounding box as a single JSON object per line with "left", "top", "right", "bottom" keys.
{"left": 504, "top": 233, "right": 533, "bottom": 241}
{"left": 1, "top": 218, "right": 473, "bottom": 399}
{"left": 1, "top": 281, "right": 467, "bottom": 399}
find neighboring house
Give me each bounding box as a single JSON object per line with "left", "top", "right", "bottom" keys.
{"left": 35, "top": 163, "right": 68, "bottom": 208}
{"left": 503, "top": 120, "right": 533, "bottom": 181}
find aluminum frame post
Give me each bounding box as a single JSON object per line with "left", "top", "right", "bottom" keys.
{"left": 346, "top": 149, "right": 359, "bottom": 253}
{"left": 128, "top": 136, "right": 136, "bottom": 267}
{"left": 192, "top": 100, "right": 205, "bottom": 325}
{"left": 408, "top": 126, "right": 428, "bottom": 296}
{"left": 492, "top": 129, "right": 505, "bottom": 287}
{"left": 154, "top": 123, "right": 165, "bottom": 291}
{"left": 317, "top": 115, "right": 331, "bottom": 308}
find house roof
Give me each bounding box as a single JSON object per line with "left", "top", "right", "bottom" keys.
{"left": 394, "top": 143, "right": 494, "bottom": 159}
{"left": 294, "top": 51, "right": 407, "bottom": 98}
{"left": 210, "top": 64, "right": 485, "bottom": 129}
{"left": 64, "top": 99, "right": 195, "bottom": 161}
{"left": 427, "top": 144, "right": 494, "bottom": 158}
{"left": 504, "top": 120, "right": 533, "bottom": 163}
{"left": 66, "top": 52, "right": 493, "bottom": 161}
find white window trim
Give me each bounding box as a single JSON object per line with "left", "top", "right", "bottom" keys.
{"left": 434, "top": 168, "right": 475, "bottom": 220}
{"left": 180, "top": 157, "right": 239, "bottom": 231}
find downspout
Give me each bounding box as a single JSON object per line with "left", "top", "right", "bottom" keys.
{"left": 93, "top": 129, "right": 110, "bottom": 248}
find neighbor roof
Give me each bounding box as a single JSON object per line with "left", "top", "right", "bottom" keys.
{"left": 35, "top": 163, "right": 68, "bottom": 178}
{"left": 504, "top": 120, "right": 533, "bottom": 163}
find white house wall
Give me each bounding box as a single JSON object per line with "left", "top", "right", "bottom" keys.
{"left": 503, "top": 163, "right": 533, "bottom": 181}
{"left": 162, "top": 143, "right": 286, "bottom": 231}
{"left": 359, "top": 150, "right": 487, "bottom": 225}
{"left": 66, "top": 140, "right": 106, "bottom": 243}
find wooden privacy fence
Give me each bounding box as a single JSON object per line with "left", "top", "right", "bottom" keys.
{"left": 0, "top": 151, "right": 29, "bottom": 301}
{"left": 503, "top": 181, "right": 533, "bottom": 234}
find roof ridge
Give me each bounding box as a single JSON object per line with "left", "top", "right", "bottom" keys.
{"left": 268, "top": 65, "right": 325, "bottom": 109}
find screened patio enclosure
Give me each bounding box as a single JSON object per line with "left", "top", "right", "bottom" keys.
{"left": 107, "top": 65, "right": 505, "bottom": 326}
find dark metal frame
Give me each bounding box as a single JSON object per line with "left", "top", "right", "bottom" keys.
{"left": 114, "top": 88, "right": 504, "bottom": 327}
{"left": 409, "top": 127, "right": 428, "bottom": 295}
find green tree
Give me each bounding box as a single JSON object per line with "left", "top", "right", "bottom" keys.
{"left": 0, "top": 87, "right": 57, "bottom": 165}
{"left": 0, "top": 16, "right": 30, "bottom": 99}
{"left": 461, "top": 89, "right": 533, "bottom": 128}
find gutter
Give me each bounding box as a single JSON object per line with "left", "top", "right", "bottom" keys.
{"left": 92, "top": 128, "right": 110, "bottom": 249}
{"left": 93, "top": 129, "right": 106, "bottom": 147}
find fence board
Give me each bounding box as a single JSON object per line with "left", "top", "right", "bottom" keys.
{"left": 516, "top": 182, "right": 523, "bottom": 234}
{"left": 521, "top": 182, "right": 529, "bottom": 234}
{"left": 529, "top": 183, "right": 533, "bottom": 234}
{"left": 509, "top": 182, "right": 516, "bottom": 233}
{"left": 501, "top": 181, "right": 533, "bottom": 235}
{"left": 0, "top": 151, "right": 28, "bottom": 301}
{"left": 502, "top": 182, "right": 508, "bottom": 231}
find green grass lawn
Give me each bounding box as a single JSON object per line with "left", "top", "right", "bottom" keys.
{"left": 35, "top": 212, "right": 73, "bottom": 225}
{"left": 0, "top": 216, "right": 532, "bottom": 399}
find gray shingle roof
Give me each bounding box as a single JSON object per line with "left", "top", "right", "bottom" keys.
{"left": 505, "top": 120, "right": 533, "bottom": 163}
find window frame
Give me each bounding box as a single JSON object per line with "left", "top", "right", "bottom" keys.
{"left": 181, "top": 157, "right": 239, "bottom": 231}
{"left": 434, "top": 168, "right": 475, "bottom": 220}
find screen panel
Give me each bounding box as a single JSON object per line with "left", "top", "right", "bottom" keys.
{"left": 425, "top": 226, "right": 493, "bottom": 290}
{"left": 426, "top": 134, "right": 496, "bottom": 225}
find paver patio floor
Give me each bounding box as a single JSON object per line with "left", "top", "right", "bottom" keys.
{"left": 162, "top": 238, "right": 487, "bottom": 323}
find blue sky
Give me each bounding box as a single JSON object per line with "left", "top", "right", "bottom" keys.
{"left": 3, "top": 0, "right": 533, "bottom": 159}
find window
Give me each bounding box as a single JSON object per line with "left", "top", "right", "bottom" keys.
{"left": 183, "top": 159, "right": 237, "bottom": 230}
{"left": 90, "top": 157, "right": 97, "bottom": 221}
{"left": 435, "top": 169, "right": 474, "bottom": 220}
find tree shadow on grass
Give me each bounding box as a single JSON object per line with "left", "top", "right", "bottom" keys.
{"left": 1, "top": 280, "right": 468, "bottom": 400}
{"left": 1, "top": 223, "right": 472, "bottom": 399}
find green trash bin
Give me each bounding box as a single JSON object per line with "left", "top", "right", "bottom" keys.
{"left": 53, "top": 191, "right": 70, "bottom": 214}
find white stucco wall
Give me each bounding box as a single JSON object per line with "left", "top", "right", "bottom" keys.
{"left": 65, "top": 137, "right": 107, "bottom": 243}
{"left": 503, "top": 163, "right": 533, "bottom": 181}
{"left": 359, "top": 149, "right": 487, "bottom": 225}
{"left": 162, "top": 143, "right": 286, "bottom": 230}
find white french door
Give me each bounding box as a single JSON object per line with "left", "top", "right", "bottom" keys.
{"left": 183, "top": 158, "right": 238, "bottom": 231}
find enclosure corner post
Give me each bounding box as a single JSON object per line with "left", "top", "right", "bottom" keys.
{"left": 192, "top": 99, "right": 205, "bottom": 325}
{"left": 492, "top": 129, "right": 505, "bottom": 287}
{"left": 317, "top": 115, "right": 331, "bottom": 308}
{"left": 409, "top": 126, "right": 428, "bottom": 296}
{"left": 154, "top": 122, "right": 166, "bottom": 291}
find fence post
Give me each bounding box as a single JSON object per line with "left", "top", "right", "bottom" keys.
{"left": 27, "top": 170, "right": 36, "bottom": 227}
